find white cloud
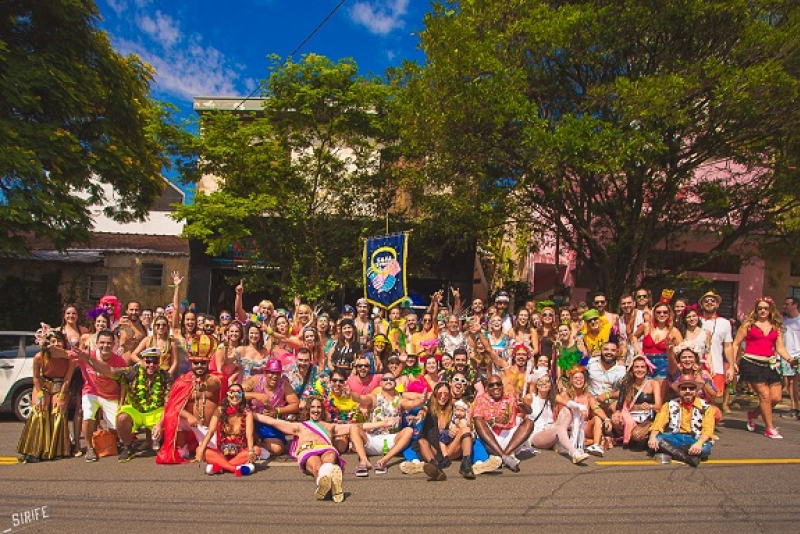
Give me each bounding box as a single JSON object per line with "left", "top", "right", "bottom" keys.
{"left": 136, "top": 10, "right": 182, "bottom": 49}
{"left": 116, "top": 37, "right": 241, "bottom": 100}
{"left": 349, "top": 0, "right": 410, "bottom": 36}
{"left": 106, "top": 0, "right": 127, "bottom": 16}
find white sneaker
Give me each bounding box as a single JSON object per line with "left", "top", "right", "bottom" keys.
{"left": 473, "top": 455, "right": 502, "bottom": 475}
{"left": 400, "top": 460, "right": 425, "bottom": 474}
{"left": 572, "top": 451, "right": 590, "bottom": 464}
{"left": 586, "top": 444, "right": 604, "bottom": 457}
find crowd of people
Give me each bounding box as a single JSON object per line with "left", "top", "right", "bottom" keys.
{"left": 16, "top": 271, "right": 800, "bottom": 502}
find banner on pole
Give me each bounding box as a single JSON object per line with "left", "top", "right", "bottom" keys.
{"left": 363, "top": 232, "right": 408, "bottom": 309}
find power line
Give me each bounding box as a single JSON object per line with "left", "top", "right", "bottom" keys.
{"left": 235, "top": 0, "right": 348, "bottom": 109}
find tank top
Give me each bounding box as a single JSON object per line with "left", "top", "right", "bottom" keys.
{"left": 744, "top": 325, "right": 778, "bottom": 357}
{"left": 370, "top": 393, "right": 401, "bottom": 434}
{"left": 528, "top": 395, "right": 554, "bottom": 433}
{"left": 642, "top": 333, "right": 667, "bottom": 354}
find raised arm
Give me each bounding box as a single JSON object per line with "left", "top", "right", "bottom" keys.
{"left": 170, "top": 271, "right": 184, "bottom": 333}
{"left": 252, "top": 413, "right": 300, "bottom": 435}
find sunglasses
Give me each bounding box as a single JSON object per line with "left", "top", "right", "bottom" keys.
{"left": 227, "top": 390, "right": 243, "bottom": 398}
{"left": 220, "top": 314, "right": 231, "bottom": 320}
{"left": 422, "top": 319, "right": 432, "bottom": 323}
{"left": 678, "top": 386, "right": 697, "bottom": 391}
{"left": 636, "top": 294, "right": 648, "bottom": 299}
{"left": 487, "top": 382, "right": 503, "bottom": 388}
{"left": 155, "top": 323, "right": 169, "bottom": 328}
{"left": 143, "top": 358, "right": 159, "bottom": 364}
{"left": 190, "top": 360, "right": 208, "bottom": 365}
{"left": 330, "top": 378, "right": 346, "bottom": 384}
{"left": 655, "top": 311, "right": 670, "bottom": 315}
{"left": 355, "top": 363, "right": 370, "bottom": 368}
{"left": 542, "top": 312, "right": 554, "bottom": 317}
{"left": 587, "top": 318, "right": 599, "bottom": 323}
{"left": 593, "top": 300, "right": 606, "bottom": 305}
{"left": 451, "top": 377, "right": 468, "bottom": 384}
{"left": 702, "top": 297, "right": 716, "bottom": 304}
{"left": 381, "top": 376, "right": 396, "bottom": 382}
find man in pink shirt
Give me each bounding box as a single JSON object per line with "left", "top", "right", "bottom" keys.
{"left": 472, "top": 374, "right": 533, "bottom": 472}
{"left": 347, "top": 357, "right": 382, "bottom": 396}
{"left": 79, "top": 330, "right": 127, "bottom": 462}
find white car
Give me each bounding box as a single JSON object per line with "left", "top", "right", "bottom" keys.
{"left": 0, "top": 331, "right": 38, "bottom": 420}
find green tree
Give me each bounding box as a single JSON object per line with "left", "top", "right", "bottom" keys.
{"left": 0, "top": 0, "right": 195, "bottom": 254}
{"left": 397, "top": 0, "right": 800, "bottom": 298}
{"left": 174, "top": 54, "right": 398, "bottom": 302}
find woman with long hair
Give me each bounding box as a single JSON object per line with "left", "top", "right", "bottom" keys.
{"left": 634, "top": 301, "right": 683, "bottom": 392}
{"left": 240, "top": 322, "right": 270, "bottom": 378}
{"left": 611, "top": 354, "right": 662, "bottom": 446}
{"left": 511, "top": 308, "right": 539, "bottom": 352}
{"left": 524, "top": 374, "right": 590, "bottom": 464}
{"left": 316, "top": 314, "right": 335, "bottom": 354}
{"left": 17, "top": 330, "right": 77, "bottom": 462}
{"left": 733, "top": 297, "right": 798, "bottom": 439}
{"left": 168, "top": 271, "right": 196, "bottom": 376}
{"left": 212, "top": 322, "right": 244, "bottom": 386}
{"left": 536, "top": 307, "right": 557, "bottom": 362}
{"left": 59, "top": 304, "right": 86, "bottom": 350}
{"left": 268, "top": 314, "right": 296, "bottom": 367}
{"left": 326, "top": 319, "right": 361, "bottom": 376}
{"left": 554, "top": 322, "right": 584, "bottom": 387}
{"left": 196, "top": 383, "right": 259, "bottom": 476}
{"left": 418, "top": 382, "right": 475, "bottom": 479}
{"left": 678, "top": 306, "right": 712, "bottom": 375}
{"left": 131, "top": 315, "right": 178, "bottom": 377}
{"left": 271, "top": 326, "right": 326, "bottom": 372}
{"left": 555, "top": 368, "right": 611, "bottom": 457}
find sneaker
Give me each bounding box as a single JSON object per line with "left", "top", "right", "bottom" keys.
{"left": 571, "top": 451, "right": 590, "bottom": 465}
{"left": 765, "top": 427, "right": 784, "bottom": 439}
{"left": 330, "top": 465, "right": 344, "bottom": 503}
{"left": 235, "top": 463, "right": 255, "bottom": 476}
{"left": 400, "top": 460, "right": 425, "bottom": 474}
{"left": 354, "top": 464, "right": 369, "bottom": 477}
{"left": 501, "top": 454, "right": 520, "bottom": 473}
{"left": 205, "top": 464, "right": 223, "bottom": 475}
{"left": 423, "top": 462, "right": 447, "bottom": 481}
{"left": 746, "top": 410, "right": 757, "bottom": 432}
{"left": 85, "top": 448, "right": 98, "bottom": 463}
{"left": 473, "top": 456, "right": 502, "bottom": 475}
{"left": 117, "top": 446, "right": 134, "bottom": 463}
{"left": 315, "top": 473, "right": 332, "bottom": 500}
{"left": 586, "top": 444, "right": 604, "bottom": 457}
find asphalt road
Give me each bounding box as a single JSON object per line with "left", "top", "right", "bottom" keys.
{"left": 1, "top": 401, "right": 799, "bottom": 534}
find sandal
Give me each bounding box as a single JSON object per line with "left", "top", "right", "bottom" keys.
{"left": 355, "top": 464, "right": 369, "bottom": 477}
{"left": 374, "top": 460, "right": 387, "bottom": 475}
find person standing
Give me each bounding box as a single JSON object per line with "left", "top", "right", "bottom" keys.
{"left": 734, "top": 297, "right": 798, "bottom": 438}
{"left": 781, "top": 297, "right": 800, "bottom": 420}
{"left": 699, "top": 291, "right": 735, "bottom": 409}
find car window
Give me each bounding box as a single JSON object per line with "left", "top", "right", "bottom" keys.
{"left": 0, "top": 335, "right": 22, "bottom": 358}
{"left": 24, "top": 336, "right": 39, "bottom": 358}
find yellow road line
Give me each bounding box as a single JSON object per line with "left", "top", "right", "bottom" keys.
{"left": 597, "top": 458, "right": 800, "bottom": 466}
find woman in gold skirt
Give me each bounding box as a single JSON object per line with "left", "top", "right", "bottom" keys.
{"left": 17, "top": 329, "right": 77, "bottom": 462}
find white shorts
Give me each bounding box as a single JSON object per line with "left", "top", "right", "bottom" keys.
{"left": 82, "top": 394, "right": 119, "bottom": 430}
{"left": 177, "top": 421, "right": 217, "bottom": 450}
{"left": 365, "top": 432, "right": 396, "bottom": 456}
{"left": 492, "top": 422, "right": 523, "bottom": 451}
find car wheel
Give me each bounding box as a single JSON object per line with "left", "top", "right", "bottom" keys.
{"left": 14, "top": 386, "right": 33, "bottom": 421}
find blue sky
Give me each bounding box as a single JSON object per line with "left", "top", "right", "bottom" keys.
{"left": 97, "top": 0, "right": 427, "bottom": 116}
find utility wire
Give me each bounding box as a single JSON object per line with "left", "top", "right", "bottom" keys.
{"left": 235, "top": 0, "right": 348, "bottom": 109}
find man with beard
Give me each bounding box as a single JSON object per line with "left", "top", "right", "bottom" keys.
{"left": 347, "top": 357, "right": 381, "bottom": 395}
{"left": 592, "top": 293, "right": 618, "bottom": 337}
{"left": 285, "top": 347, "right": 318, "bottom": 407}
{"left": 118, "top": 301, "right": 146, "bottom": 359}
{"left": 354, "top": 298, "right": 374, "bottom": 347}
{"left": 587, "top": 342, "right": 626, "bottom": 418}
{"left": 79, "top": 347, "right": 172, "bottom": 462}
{"left": 202, "top": 316, "right": 218, "bottom": 340}
{"left": 699, "top": 290, "right": 734, "bottom": 404}
{"left": 157, "top": 334, "right": 222, "bottom": 464}
{"left": 648, "top": 374, "right": 716, "bottom": 467}
{"left": 617, "top": 294, "right": 638, "bottom": 364}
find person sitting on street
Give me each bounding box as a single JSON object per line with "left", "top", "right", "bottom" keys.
{"left": 648, "top": 374, "right": 716, "bottom": 467}
{"left": 196, "top": 383, "right": 259, "bottom": 476}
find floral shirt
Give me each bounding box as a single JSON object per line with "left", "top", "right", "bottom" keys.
{"left": 472, "top": 392, "right": 519, "bottom": 433}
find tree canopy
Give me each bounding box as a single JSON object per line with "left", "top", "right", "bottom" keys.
{"left": 174, "top": 54, "right": 398, "bottom": 302}
{"left": 0, "top": 0, "right": 194, "bottom": 254}
{"left": 396, "top": 0, "right": 800, "bottom": 297}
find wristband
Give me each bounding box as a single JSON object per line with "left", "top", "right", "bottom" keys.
{"left": 276, "top": 407, "right": 281, "bottom": 417}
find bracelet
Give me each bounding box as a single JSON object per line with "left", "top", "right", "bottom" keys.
{"left": 276, "top": 407, "right": 281, "bottom": 417}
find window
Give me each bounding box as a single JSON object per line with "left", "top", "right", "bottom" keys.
{"left": 791, "top": 261, "right": 800, "bottom": 278}
{"left": 87, "top": 275, "right": 109, "bottom": 300}
{"left": 141, "top": 263, "right": 163, "bottom": 287}
{"left": 791, "top": 287, "right": 800, "bottom": 301}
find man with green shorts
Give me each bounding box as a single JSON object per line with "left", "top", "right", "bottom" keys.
{"left": 87, "top": 347, "right": 172, "bottom": 462}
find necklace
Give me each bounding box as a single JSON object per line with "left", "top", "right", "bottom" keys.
{"left": 193, "top": 377, "right": 207, "bottom": 426}
{"left": 135, "top": 366, "right": 163, "bottom": 412}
